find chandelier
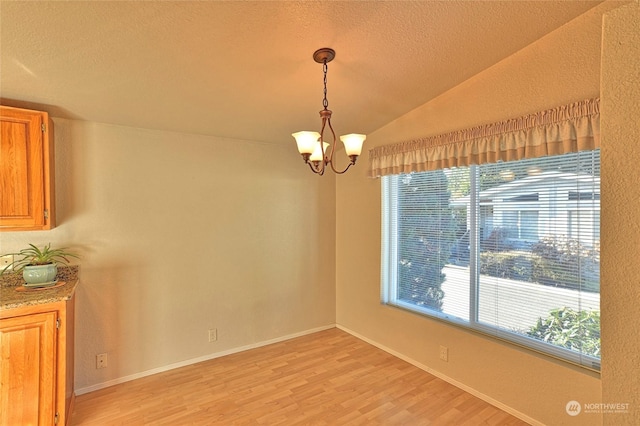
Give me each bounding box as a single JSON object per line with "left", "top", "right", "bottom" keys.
{"left": 292, "top": 48, "right": 366, "bottom": 175}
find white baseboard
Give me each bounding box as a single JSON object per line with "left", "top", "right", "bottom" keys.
{"left": 75, "top": 324, "right": 336, "bottom": 396}
{"left": 336, "top": 324, "right": 542, "bottom": 426}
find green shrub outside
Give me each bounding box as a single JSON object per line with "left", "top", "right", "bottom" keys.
{"left": 479, "top": 251, "right": 533, "bottom": 281}
{"left": 531, "top": 236, "right": 599, "bottom": 292}
{"left": 527, "top": 307, "right": 600, "bottom": 357}
{"left": 398, "top": 170, "right": 456, "bottom": 311}
{"left": 478, "top": 236, "right": 599, "bottom": 293}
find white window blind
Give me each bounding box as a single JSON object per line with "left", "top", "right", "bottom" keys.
{"left": 382, "top": 150, "right": 600, "bottom": 369}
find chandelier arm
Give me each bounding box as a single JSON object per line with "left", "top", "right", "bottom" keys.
{"left": 326, "top": 118, "right": 338, "bottom": 166}
{"left": 308, "top": 162, "right": 322, "bottom": 174}
{"left": 317, "top": 115, "right": 331, "bottom": 175}
{"left": 325, "top": 117, "right": 352, "bottom": 174}
{"left": 332, "top": 162, "right": 354, "bottom": 175}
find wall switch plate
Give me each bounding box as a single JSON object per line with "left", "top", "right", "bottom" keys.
{"left": 208, "top": 328, "right": 217, "bottom": 342}
{"left": 96, "top": 353, "right": 108, "bottom": 369}
{"left": 0, "top": 255, "right": 13, "bottom": 270}
{"left": 439, "top": 345, "right": 448, "bottom": 362}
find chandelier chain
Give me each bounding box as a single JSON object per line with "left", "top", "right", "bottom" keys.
{"left": 322, "top": 60, "right": 329, "bottom": 110}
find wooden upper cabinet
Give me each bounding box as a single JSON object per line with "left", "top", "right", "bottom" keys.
{"left": 0, "top": 106, "right": 55, "bottom": 231}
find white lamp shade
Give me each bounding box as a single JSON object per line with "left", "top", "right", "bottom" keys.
{"left": 292, "top": 131, "right": 320, "bottom": 155}
{"left": 309, "top": 142, "right": 329, "bottom": 162}
{"left": 340, "top": 133, "right": 366, "bottom": 156}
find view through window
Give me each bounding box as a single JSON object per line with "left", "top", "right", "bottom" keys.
{"left": 382, "top": 150, "right": 600, "bottom": 369}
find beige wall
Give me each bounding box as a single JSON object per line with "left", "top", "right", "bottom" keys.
{"left": 601, "top": 1, "right": 640, "bottom": 425}
{"left": 1, "top": 119, "right": 337, "bottom": 391}
{"left": 336, "top": 4, "right": 621, "bottom": 425}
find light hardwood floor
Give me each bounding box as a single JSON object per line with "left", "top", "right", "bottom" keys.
{"left": 71, "top": 328, "right": 528, "bottom": 425}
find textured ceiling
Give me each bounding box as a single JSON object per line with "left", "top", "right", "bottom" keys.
{"left": 0, "top": 1, "right": 602, "bottom": 145}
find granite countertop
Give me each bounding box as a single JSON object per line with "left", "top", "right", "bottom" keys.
{"left": 0, "top": 265, "right": 79, "bottom": 310}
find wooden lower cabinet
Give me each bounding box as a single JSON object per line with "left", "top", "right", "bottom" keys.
{"left": 0, "top": 296, "right": 74, "bottom": 426}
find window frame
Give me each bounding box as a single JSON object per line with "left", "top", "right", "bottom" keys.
{"left": 381, "top": 157, "right": 601, "bottom": 371}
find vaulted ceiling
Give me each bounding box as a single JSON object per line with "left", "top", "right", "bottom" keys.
{"left": 1, "top": 1, "right": 602, "bottom": 145}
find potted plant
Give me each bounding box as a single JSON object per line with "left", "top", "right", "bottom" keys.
{"left": 1, "top": 243, "right": 79, "bottom": 286}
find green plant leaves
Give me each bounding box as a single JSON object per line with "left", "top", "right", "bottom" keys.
{"left": 528, "top": 307, "right": 600, "bottom": 357}
{"left": 0, "top": 243, "right": 79, "bottom": 274}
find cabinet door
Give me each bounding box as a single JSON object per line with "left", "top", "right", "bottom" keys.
{"left": 0, "top": 106, "right": 54, "bottom": 231}
{"left": 0, "top": 312, "right": 57, "bottom": 426}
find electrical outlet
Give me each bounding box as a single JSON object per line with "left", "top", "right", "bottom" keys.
{"left": 439, "top": 345, "right": 448, "bottom": 362}
{"left": 0, "top": 255, "right": 13, "bottom": 271}
{"left": 96, "top": 353, "right": 108, "bottom": 369}
{"left": 208, "top": 328, "right": 217, "bottom": 342}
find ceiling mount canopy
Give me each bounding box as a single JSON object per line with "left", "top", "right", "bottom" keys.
{"left": 292, "top": 48, "right": 366, "bottom": 175}
{"left": 312, "top": 47, "right": 335, "bottom": 64}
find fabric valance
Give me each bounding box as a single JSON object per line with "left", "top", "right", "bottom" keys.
{"left": 368, "top": 98, "right": 600, "bottom": 178}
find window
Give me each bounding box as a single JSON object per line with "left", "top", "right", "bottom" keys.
{"left": 503, "top": 210, "right": 538, "bottom": 240}
{"left": 382, "top": 150, "right": 600, "bottom": 369}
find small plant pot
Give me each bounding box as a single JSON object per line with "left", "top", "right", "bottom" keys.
{"left": 23, "top": 264, "right": 58, "bottom": 284}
